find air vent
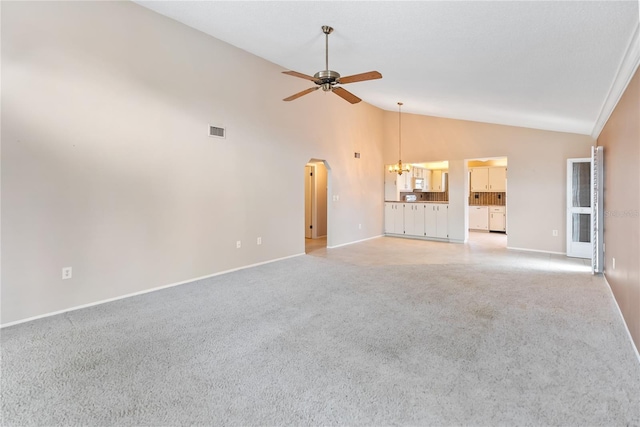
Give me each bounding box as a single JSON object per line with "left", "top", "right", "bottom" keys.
{"left": 208, "top": 125, "right": 226, "bottom": 139}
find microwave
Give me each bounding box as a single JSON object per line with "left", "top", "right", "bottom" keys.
{"left": 412, "top": 177, "right": 425, "bottom": 190}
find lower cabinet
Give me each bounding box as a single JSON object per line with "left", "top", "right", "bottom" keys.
{"left": 469, "top": 206, "right": 489, "bottom": 230}
{"left": 404, "top": 204, "right": 425, "bottom": 237}
{"left": 384, "top": 202, "right": 404, "bottom": 234}
{"left": 489, "top": 206, "right": 506, "bottom": 232}
{"left": 385, "top": 202, "right": 448, "bottom": 240}
{"left": 425, "top": 204, "right": 448, "bottom": 238}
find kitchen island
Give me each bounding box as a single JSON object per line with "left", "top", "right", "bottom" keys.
{"left": 384, "top": 201, "right": 449, "bottom": 240}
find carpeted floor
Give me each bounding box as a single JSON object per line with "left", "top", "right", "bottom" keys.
{"left": 2, "top": 236, "right": 639, "bottom": 425}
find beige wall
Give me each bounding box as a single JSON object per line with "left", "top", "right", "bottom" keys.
{"left": 0, "top": 0, "right": 609, "bottom": 328}
{"left": 597, "top": 68, "right": 640, "bottom": 348}
{"left": 1, "top": 1, "right": 384, "bottom": 324}
{"left": 382, "top": 112, "right": 594, "bottom": 251}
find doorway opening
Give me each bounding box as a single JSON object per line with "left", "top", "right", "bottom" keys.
{"left": 305, "top": 159, "right": 330, "bottom": 254}
{"left": 466, "top": 157, "right": 508, "bottom": 248}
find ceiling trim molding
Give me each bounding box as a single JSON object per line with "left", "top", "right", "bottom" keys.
{"left": 591, "top": 22, "right": 640, "bottom": 139}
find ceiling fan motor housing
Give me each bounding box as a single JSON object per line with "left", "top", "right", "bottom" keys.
{"left": 314, "top": 70, "right": 341, "bottom": 90}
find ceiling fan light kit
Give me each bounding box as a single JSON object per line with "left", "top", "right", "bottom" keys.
{"left": 282, "top": 26, "right": 382, "bottom": 104}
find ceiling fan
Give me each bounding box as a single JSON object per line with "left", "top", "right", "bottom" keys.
{"left": 282, "top": 26, "right": 382, "bottom": 104}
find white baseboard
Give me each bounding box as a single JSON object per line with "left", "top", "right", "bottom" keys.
{"left": 602, "top": 275, "right": 640, "bottom": 365}
{"left": 327, "top": 234, "right": 383, "bottom": 249}
{"left": 449, "top": 238, "right": 466, "bottom": 244}
{"left": 0, "top": 252, "right": 306, "bottom": 329}
{"left": 507, "top": 246, "right": 565, "bottom": 256}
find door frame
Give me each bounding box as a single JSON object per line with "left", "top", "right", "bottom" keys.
{"left": 304, "top": 159, "right": 332, "bottom": 245}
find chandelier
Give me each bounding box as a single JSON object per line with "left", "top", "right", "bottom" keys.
{"left": 388, "top": 102, "right": 411, "bottom": 175}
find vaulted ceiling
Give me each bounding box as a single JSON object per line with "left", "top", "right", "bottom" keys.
{"left": 135, "top": 1, "right": 639, "bottom": 137}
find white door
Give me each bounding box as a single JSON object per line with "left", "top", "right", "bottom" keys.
{"left": 305, "top": 165, "right": 313, "bottom": 238}
{"left": 566, "top": 158, "right": 592, "bottom": 258}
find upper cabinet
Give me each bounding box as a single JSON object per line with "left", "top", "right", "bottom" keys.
{"left": 412, "top": 167, "right": 432, "bottom": 192}
{"left": 470, "top": 167, "right": 506, "bottom": 192}
{"left": 396, "top": 169, "right": 413, "bottom": 192}
{"left": 431, "top": 170, "right": 446, "bottom": 192}
{"left": 488, "top": 167, "right": 506, "bottom": 191}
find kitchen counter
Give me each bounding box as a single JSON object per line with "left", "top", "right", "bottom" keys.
{"left": 385, "top": 201, "right": 448, "bottom": 204}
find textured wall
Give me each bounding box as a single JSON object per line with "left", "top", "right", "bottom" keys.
{"left": 597, "top": 68, "right": 640, "bottom": 349}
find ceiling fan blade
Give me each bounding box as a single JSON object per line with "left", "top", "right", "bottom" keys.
{"left": 283, "top": 87, "right": 319, "bottom": 102}
{"left": 339, "top": 71, "right": 382, "bottom": 85}
{"left": 282, "top": 70, "right": 318, "bottom": 82}
{"left": 332, "top": 87, "right": 362, "bottom": 104}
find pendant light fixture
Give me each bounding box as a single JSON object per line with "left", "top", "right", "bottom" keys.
{"left": 388, "top": 102, "right": 411, "bottom": 175}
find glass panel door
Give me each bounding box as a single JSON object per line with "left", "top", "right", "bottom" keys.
{"left": 567, "top": 158, "right": 592, "bottom": 258}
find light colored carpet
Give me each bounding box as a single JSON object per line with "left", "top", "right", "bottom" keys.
{"left": 2, "top": 238, "right": 639, "bottom": 426}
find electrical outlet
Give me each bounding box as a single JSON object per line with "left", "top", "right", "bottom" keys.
{"left": 257, "top": 237, "right": 262, "bottom": 245}
{"left": 612, "top": 257, "right": 616, "bottom": 269}
{"left": 358, "top": 224, "right": 362, "bottom": 230}
{"left": 552, "top": 230, "right": 558, "bottom": 237}
{"left": 236, "top": 241, "right": 241, "bottom": 249}
{"left": 62, "top": 267, "right": 72, "bottom": 280}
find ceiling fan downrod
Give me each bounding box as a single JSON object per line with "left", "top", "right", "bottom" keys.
{"left": 322, "top": 25, "right": 333, "bottom": 71}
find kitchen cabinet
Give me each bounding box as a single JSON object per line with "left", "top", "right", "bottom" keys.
{"left": 470, "top": 167, "right": 506, "bottom": 192}
{"left": 470, "top": 168, "right": 489, "bottom": 192}
{"left": 413, "top": 167, "right": 424, "bottom": 179}
{"left": 385, "top": 171, "right": 399, "bottom": 201}
{"left": 404, "top": 204, "right": 425, "bottom": 237}
{"left": 431, "top": 170, "right": 446, "bottom": 192}
{"left": 489, "top": 206, "right": 506, "bottom": 232}
{"left": 469, "top": 206, "right": 489, "bottom": 230}
{"left": 488, "top": 167, "right": 507, "bottom": 192}
{"left": 425, "top": 204, "right": 448, "bottom": 238}
{"left": 384, "top": 202, "right": 404, "bottom": 234}
{"left": 385, "top": 202, "right": 448, "bottom": 240}
{"left": 396, "top": 170, "right": 413, "bottom": 192}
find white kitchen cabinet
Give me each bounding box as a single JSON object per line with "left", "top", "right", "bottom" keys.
{"left": 470, "top": 167, "right": 506, "bottom": 192}
{"left": 435, "top": 205, "right": 449, "bottom": 238}
{"left": 396, "top": 170, "right": 413, "bottom": 192}
{"left": 470, "top": 168, "right": 489, "bottom": 192}
{"left": 431, "top": 170, "right": 446, "bottom": 192}
{"left": 413, "top": 167, "right": 424, "bottom": 179}
{"left": 489, "top": 206, "right": 506, "bottom": 232}
{"left": 425, "top": 204, "right": 448, "bottom": 238}
{"left": 385, "top": 202, "right": 404, "bottom": 234}
{"left": 469, "top": 206, "right": 489, "bottom": 230}
{"left": 404, "top": 203, "right": 425, "bottom": 237}
{"left": 423, "top": 170, "right": 432, "bottom": 191}
{"left": 385, "top": 171, "right": 399, "bottom": 201}
{"left": 488, "top": 167, "right": 507, "bottom": 192}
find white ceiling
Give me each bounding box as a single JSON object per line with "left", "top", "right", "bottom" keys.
{"left": 135, "top": 1, "right": 639, "bottom": 136}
